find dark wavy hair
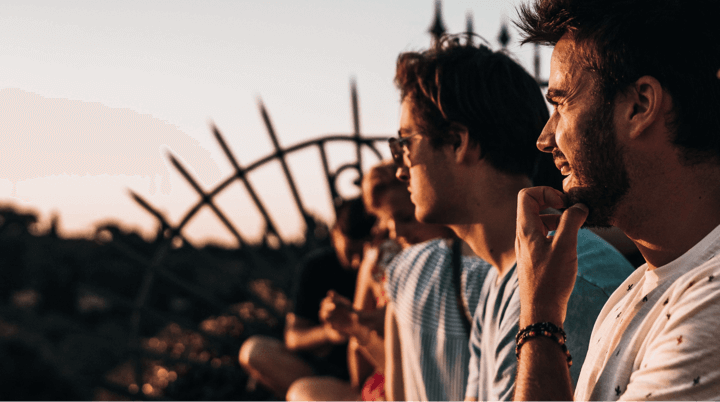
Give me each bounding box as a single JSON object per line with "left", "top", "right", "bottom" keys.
{"left": 516, "top": 0, "right": 720, "bottom": 164}
{"left": 394, "top": 34, "right": 549, "bottom": 178}
{"left": 333, "top": 197, "right": 375, "bottom": 241}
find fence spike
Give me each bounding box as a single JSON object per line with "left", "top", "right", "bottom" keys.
{"left": 211, "top": 123, "right": 243, "bottom": 173}
{"left": 257, "top": 99, "right": 311, "bottom": 226}
{"left": 351, "top": 79, "right": 364, "bottom": 184}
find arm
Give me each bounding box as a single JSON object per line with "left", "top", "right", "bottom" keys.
{"left": 320, "top": 292, "right": 386, "bottom": 372}
{"left": 284, "top": 312, "right": 345, "bottom": 352}
{"left": 347, "top": 249, "right": 379, "bottom": 389}
{"left": 513, "top": 187, "right": 588, "bottom": 401}
{"left": 384, "top": 302, "right": 405, "bottom": 401}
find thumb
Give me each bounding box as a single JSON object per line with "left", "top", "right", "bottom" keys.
{"left": 553, "top": 203, "right": 589, "bottom": 248}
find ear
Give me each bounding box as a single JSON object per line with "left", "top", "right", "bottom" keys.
{"left": 448, "top": 123, "right": 478, "bottom": 164}
{"left": 618, "top": 75, "right": 664, "bottom": 140}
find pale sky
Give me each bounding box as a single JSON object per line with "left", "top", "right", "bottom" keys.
{"left": 0, "top": 0, "right": 552, "bottom": 247}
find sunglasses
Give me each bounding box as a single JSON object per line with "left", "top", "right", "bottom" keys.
{"left": 388, "top": 132, "right": 420, "bottom": 166}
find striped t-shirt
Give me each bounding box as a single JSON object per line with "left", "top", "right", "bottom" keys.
{"left": 385, "top": 238, "right": 491, "bottom": 401}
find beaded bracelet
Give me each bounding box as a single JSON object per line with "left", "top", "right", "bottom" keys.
{"left": 515, "top": 322, "right": 572, "bottom": 367}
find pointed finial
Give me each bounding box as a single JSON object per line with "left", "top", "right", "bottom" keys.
{"left": 465, "top": 11, "right": 474, "bottom": 45}
{"left": 498, "top": 22, "right": 511, "bottom": 48}
{"left": 429, "top": 0, "right": 446, "bottom": 45}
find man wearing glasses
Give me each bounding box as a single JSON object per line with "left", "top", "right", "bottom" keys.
{"left": 389, "top": 35, "right": 633, "bottom": 401}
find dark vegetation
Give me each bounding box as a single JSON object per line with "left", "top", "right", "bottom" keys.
{"left": 0, "top": 205, "right": 328, "bottom": 400}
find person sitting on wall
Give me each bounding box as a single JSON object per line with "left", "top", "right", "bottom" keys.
{"left": 238, "top": 197, "right": 374, "bottom": 399}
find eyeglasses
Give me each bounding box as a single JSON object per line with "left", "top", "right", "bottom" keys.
{"left": 388, "top": 132, "right": 420, "bottom": 166}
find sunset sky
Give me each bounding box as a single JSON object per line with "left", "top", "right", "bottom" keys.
{"left": 0, "top": 0, "right": 551, "bottom": 247}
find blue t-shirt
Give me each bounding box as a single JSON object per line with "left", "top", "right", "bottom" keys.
{"left": 385, "top": 238, "right": 492, "bottom": 401}
{"left": 466, "top": 229, "right": 635, "bottom": 401}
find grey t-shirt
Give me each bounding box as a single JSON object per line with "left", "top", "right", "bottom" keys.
{"left": 466, "top": 229, "right": 635, "bottom": 400}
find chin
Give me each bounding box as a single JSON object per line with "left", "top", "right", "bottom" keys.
{"left": 565, "top": 186, "right": 617, "bottom": 229}
{"left": 414, "top": 204, "right": 440, "bottom": 225}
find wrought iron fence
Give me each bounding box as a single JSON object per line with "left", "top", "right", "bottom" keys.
{"left": 86, "top": 80, "right": 390, "bottom": 400}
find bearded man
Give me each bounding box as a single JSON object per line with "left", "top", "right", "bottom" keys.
{"left": 513, "top": 0, "right": 720, "bottom": 400}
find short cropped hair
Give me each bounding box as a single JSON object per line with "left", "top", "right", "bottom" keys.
{"left": 333, "top": 197, "right": 375, "bottom": 240}
{"left": 516, "top": 0, "right": 720, "bottom": 163}
{"left": 395, "top": 34, "right": 549, "bottom": 178}
{"left": 362, "top": 160, "right": 408, "bottom": 215}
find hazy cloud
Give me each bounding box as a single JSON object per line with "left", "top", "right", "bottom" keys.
{"left": 0, "top": 88, "right": 221, "bottom": 196}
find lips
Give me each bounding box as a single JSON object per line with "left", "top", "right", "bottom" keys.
{"left": 554, "top": 159, "right": 571, "bottom": 176}
{"left": 552, "top": 149, "right": 571, "bottom": 176}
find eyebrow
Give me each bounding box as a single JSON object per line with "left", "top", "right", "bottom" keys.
{"left": 545, "top": 88, "right": 568, "bottom": 105}
{"left": 398, "top": 128, "right": 413, "bottom": 137}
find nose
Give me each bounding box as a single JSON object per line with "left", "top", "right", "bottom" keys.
{"left": 537, "top": 113, "right": 557, "bottom": 153}
{"left": 396, "top": 164, "right": 409, "bottom": 182}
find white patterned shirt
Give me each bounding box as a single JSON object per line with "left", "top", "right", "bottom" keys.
{"left": 575, "top": 224, "right": 720, "bottom": 401}
{"left": 385, "top": 238, "right": 491, "bottom": 401}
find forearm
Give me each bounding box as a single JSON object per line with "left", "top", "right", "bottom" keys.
{"left": 514, "top": 336, "right": 573, "bottom": 401}
{"left": 355, "top": 329, "right": 384, "bottom": 369}
{"left": 285, "top": 313, "right": 338, "bottom": 351}
{"left": 348, "top": 337, "right": 375, "bottom": 388}
{"left": 385, "top": 303, "right": 404, "bottom": 401}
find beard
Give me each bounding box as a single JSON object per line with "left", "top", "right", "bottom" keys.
{"left": 562, "top": 102, "right": 630, "bottom": 228}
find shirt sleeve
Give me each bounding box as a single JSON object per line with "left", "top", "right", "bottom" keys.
{"left": 620, "top": 275, "right": 720, "bottom": 401}
{"left": 465, "top": 307, "right": 482, "bottom": 399}
{"left": 465, "top": 284, "right": 521, "bottom": 401}
{"left": 492, "top": 291, "right": 521, "bottom": 401}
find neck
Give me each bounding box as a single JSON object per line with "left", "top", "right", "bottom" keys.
{"left": 449, "top": 174, "right": 531, "bottom": 277}
{"left": 618, "top": 159, "right": 720, "bottom": 269}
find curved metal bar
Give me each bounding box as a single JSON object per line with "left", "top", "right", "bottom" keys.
{"left": 242, "top": 135, "right": 388, "bottom": 173}
{"left": 173, "top": 135, "right": 388, "bottom": 245}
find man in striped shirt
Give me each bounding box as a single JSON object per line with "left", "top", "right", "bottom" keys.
{"left": 390, "top": 35, "right": 633, "bottom": 400}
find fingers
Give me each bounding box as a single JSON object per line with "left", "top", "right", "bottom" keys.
{"left": 540, "top": 214, "right": 562, "bottom": 235}
{"left": 552, "top": 203, "right": 588, "bottom": 250}
{"left": 517, "top": 187, "right": 567, "bottom": 239}
{"left": 331, "top": 292, "right": 353, "bottom": 307}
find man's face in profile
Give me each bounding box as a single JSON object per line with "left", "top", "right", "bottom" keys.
{"left": 538, "top": 35, "right": 630, "bottom": 227}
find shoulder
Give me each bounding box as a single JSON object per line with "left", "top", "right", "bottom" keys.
{"left": 462, "top": 256, "right": 494, "bottom": 307}
{"left": 387, "top": 238, "right": 448, "bottom": 275}
{"left": 666, "top": 258, "right": 720, "bottom": 308}
{"left": 385, "top": 238, "right": 448, "bottom": 297}
{"left": 575, "top": 229, "right": 635, "bottom": 295}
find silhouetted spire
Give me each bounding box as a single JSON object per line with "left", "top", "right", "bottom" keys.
{"left": 429, "top": 0, "right": 447, "bottom": 45}
{"left": 498, "top": 22, "right": 511, "bottom": 48}
{"left": 465, "top": 11, "right": 474, "bottom": 46}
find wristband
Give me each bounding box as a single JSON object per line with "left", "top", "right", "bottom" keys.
{"left": 515, "top": 322, "right": 572, "bottom": 367}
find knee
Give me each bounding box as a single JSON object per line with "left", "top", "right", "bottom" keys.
{"left": 286, "top": 377, "right": 312, "bottom": 401}
{"left": 238, "top": 335, "right": 274, "bottom": 370}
